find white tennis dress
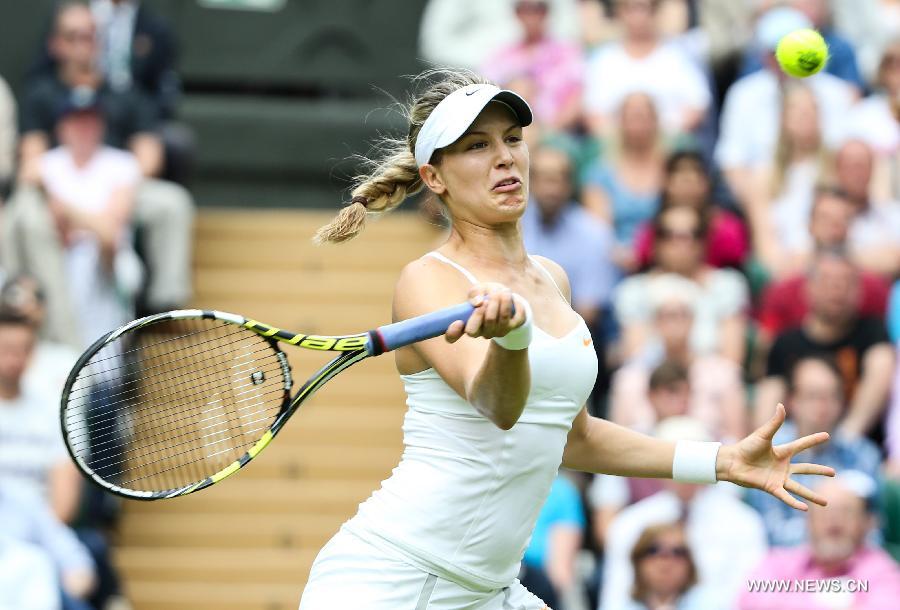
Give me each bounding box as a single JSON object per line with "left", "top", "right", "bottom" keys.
{"left": 299, "top": 253, "right": 598, "bottom": 610}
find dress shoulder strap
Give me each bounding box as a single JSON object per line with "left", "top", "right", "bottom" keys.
{"left": 529, "top": 255, "right": 568, "bottom": 303}
{"left": 424, "top": 251, "right": 479, "bottom": 284}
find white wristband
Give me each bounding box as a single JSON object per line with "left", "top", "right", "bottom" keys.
{"left": 672, "top": 440, "right": 721, "bottom": 485}
{"left": 491, "top": 294, "right": 533, "bottom": 351}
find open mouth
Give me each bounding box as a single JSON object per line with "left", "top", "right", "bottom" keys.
{"left": 492, "top": 177, "right": 522, "bottom": 192}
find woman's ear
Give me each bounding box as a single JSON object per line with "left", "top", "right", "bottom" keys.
{"left": 419, "top": 164, "right": 447, "bottom": 196}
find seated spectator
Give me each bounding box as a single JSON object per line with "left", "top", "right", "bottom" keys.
{"left": 614, "top": 206, "right": 749, "bottom": 363}
{"left": 754, "top": 248, "right": 896, "bottom": 443}
{"left": 715, "top": 6, "right": 856, "bottom": 207}
{"left": 1, "top": 486, "right": 97, "bottom": 609}
{"left": 599, "top": 417, "right": 767, "bottom": 610}
{"left": 0, "top": 311, "right": 124, "bottom": 609}
{"left": 842, "top": 39, "right": 900, "bottom": 202}
{"left": 750, "top": 84, "right": 831, "bottom": 276}
{"left": 0, "top": 74, "right": 14, "bottom": 198}
{"left": 582, "top": 92, "right": 664, "bottom": 273}
{"left": 519, "top": 473, "right": 585, "bottom": 610}
{"left": 832, "top": 139, "right": 900, "bottom": 277}
{"left": 419, "top": 0, "right": 581, "bottom": 71}
{"left": 481, "top": 0, "right": 584, "bottom": 132}
{"left": 739, "top": 471, "right": 900, "bottom": 610}
{"left": 0, "top": 275, "right": 79, "bottom": 400}
{"left": 748, "top": 355, "right": 882, "bottom": 547}
{"left": 4, "top": 1, "right": 193, "bottom": 347}
{"left": 756, "top": 190, "right": 891, "bottom": 336}
{"left": 740, "top": 0, "right": 864, "bottom": 93}
{"left": 890, "top": 280, "right": 900, "bottom": 343}
{"left": 0, "top": 536, "right": 61, "bottom": 610}
{"left": 522, "top": 142, "right": 615, "bottom": 328}
{"left": 610, "top": 281, "right": 746, "bottom": 441}
{"left": 583, "top": 0, "right": 711, "bottom": 138}
{"left": 625, "top": 522, "right": 713, "bottom": 610}
{"left": 633, "top": 149, "right": 749, "bottom": 269}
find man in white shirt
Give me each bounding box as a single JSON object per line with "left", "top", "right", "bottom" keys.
{"left": 583, "top": 0, "right": 711, "bottom": 138}
{"left": 715, "top": 6, "right": 856, "bottom": 205}
{"left": 598, "top": 417, "right": 767, "bottom": 610}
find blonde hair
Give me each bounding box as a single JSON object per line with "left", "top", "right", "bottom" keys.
{"left": 313, "top": 69, "right": 492, "bottom": 244}
{"left": 771, "top": 83, "right": 829, "bottom": 198}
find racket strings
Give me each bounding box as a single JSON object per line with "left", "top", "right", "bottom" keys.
{"left": 63, "top": 318, "right": 288, "bottom": 493}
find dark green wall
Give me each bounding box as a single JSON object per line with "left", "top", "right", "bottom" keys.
{"left": 0, "top": 1, "right": 427, "bottom": 207}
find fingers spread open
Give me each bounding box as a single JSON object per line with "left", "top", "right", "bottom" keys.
{"left": 790, "top": 463, "right": 836, "bottom": 477}
{"left": 785, "top": 479, "right": 828, "bottom": 507}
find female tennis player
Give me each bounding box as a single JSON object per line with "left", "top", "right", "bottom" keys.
{"left": 300, "top": 70, "right": 834, "bottom": 609}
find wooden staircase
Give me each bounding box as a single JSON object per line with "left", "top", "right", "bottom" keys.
{"left": 114, "top": 209, "right": 444, "bottom": 610}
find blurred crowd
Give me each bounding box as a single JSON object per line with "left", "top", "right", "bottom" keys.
{"left": 420, "top": 0, "right": 900, "bottom": 609}
{"left": 4, "top": 0, "right": 900, "bottom": 609}
{"left": 0, "top": 1, "right": 193, "bottom": 609}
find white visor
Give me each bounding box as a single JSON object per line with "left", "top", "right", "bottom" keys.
{"left": 414, "top": 84, "right": 533, "bottom": 167}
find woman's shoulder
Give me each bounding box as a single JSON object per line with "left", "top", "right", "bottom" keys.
{"left": 393, "top": 253, "right": 474, "bottom": 320}
{"left": 530, "top": 255, "right": 572, "bottom": 303}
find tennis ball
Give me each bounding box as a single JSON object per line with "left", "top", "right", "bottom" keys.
{"left": 776, "top": 29, "right": 829, "bottom": 78}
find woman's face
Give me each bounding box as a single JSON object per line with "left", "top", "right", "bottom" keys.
{"left": 636, "top": 529, "right": 693, "bottom": 599}
{"left": 654, "top": 207, "right": 704, "bottom": 275}
{"left": 782, "top": 87, "right": 820, "bottom": 148}
{"left": 620, "top": 93, "right": 658, "bottom": 148}
{"left": 664, "top": 159, "right": 709, "bottom": 208}
{"left": 422, "top": 102, "right": 529, "bottom": 227}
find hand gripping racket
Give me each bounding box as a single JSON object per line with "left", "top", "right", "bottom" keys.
{"left": 60, "top": 303, "right": 475, "bottom": 500}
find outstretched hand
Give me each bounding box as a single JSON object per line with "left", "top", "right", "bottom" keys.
{"left": 716, "top": 404, "right": 835, "bottom": 511}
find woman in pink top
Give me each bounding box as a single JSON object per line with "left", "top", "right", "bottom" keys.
{"left": 634, "top": 150, "right": 749, "bottom": 269}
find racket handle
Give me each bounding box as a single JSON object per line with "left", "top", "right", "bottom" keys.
{"left": 367, "top": 302, "right": 476, "bottom": 355}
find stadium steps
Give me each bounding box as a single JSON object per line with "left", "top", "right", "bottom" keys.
{"left": 114, "top": 208, "right": 443, "bottom": 610}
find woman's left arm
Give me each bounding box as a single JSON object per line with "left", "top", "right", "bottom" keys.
{"left": 562, "top": 404, "right": 835, "bottom": 511}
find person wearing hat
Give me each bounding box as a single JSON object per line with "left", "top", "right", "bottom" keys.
{"left": 301, "top": 69, "right": 835, "bottom": 609}
{"left": 715, "top": 5, "right": 857, "bottom": 208}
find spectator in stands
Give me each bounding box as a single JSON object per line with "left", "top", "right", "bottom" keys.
{"left": 599, "top": 417, "right": 767, "bottom": 610}
{"left": 0, "top": 536, "right": 61, "bottom": 610}
{"left": 625, "top": 522, "right": 711, "bottom": 610}
{"left": 740, "top": 471, "right": 900, "bottom": 610}
{"left": 0, "top": 74, "right": 14, "bottom": 199}
{"left": 519, "top": 473, "right": 585, "bottom": 610}
{"left": 481, "top": 1, "right": 584, "bottom": 132}
{"left": 15, "top": 91, "right": 141, "bottom": 349}
{"left": 0, "top": 275, "right": 80, "bottom": 401}
{"left": 741, "top": 0, "right": 864, "bottom": 93}
{"left": 749, "top": 355, "right": 882, "bottom": 548}
{"left": 5, "top": 1, "right": 193, "bottom": 343}
{"left": 754, "top": 248, "right": 895, "bottom": 443}
{"left": 583, "top": 0, "right": 711, "bottom": 138}
{"left": 614, "top": 206, "right": 749, "bottom": 363}
{"left": 419, "top": 0, "right": 581, "bottom": 72}
{"left": 751, "top": 84, "right": 830, "bottom": 277}
{"left": 609, "top": 277, "right": 746, "bottom": 441}
{"left": 756, "top": 190, "right": 891, "bottom": 339}
{"left": 0, "top": 486, "right": 97, "bottom": 610}
{"left": 833, "top": 139, "right": 900, "bottom": 277}
{"left": 890, "top": 280, "right": 900, "bottom": 343}
{"left": 842, "top": 39, "right": 900, "bottom": 202}
{"left": 521, "top": 142, "right": 615, "bottom": 329}
{"left": 582, "top": 92, "right": 664, "bottom": 273}
{"left": 633, "top": 149, "right": 748, "bottom": 269}
{"left": 715, "top": 6, "right": 856, "bottom": 207}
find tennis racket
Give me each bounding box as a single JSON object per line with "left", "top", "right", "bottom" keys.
{"left": 60, "top": 303, "right": 476, "bottom": 500}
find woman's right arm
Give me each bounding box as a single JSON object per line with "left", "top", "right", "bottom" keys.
{"left": 393, "top": 257, "right": 531, "bottom": 430}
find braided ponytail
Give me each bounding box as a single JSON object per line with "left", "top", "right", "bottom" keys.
{"left": 314, "top": 68, "right": 492, "bottom": 244}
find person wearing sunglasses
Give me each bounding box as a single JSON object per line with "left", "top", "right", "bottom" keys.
{"left": 627, "top": 522, "right": 705, "bottom": 610}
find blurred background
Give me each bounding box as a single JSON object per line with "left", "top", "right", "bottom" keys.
{"left": 2, "top": 1, "right": 900, "bottom": 609}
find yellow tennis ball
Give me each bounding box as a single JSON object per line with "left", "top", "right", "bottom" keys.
{"left": 776, "top": 29, "right": 829, "bottom": 78}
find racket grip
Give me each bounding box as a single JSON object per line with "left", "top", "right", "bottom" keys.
{"left": 368, "top": 302, "right": 476, "bottom": 355}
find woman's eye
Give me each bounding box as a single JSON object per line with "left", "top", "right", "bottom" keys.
{"left": 506, "top": 135, "right": 522, "bottom": 144}
{"left": 469, "top": 141, "right": 488, "bottom": 150}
